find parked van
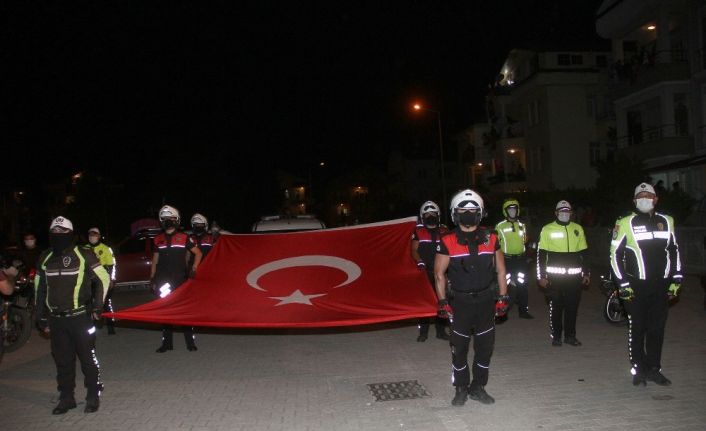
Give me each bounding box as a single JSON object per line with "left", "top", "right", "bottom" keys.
{"left": 251, "top": 214, "right": 326, "bottom": 233}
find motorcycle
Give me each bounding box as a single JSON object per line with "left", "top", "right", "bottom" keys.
{"left": 1, "top": 262, "right": 35, "bottom": 362}
{"left": 598, "top": 273, "right": 627, "bottom": 325}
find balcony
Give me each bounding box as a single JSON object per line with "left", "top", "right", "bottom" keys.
{"left": 610, "top": 53, "right": 690, "bottom": 101}
{"left": 616, "top": 124, "right": 694, "bottom": 165}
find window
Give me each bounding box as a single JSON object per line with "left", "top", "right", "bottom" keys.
{"left": 571, "top": 55, "right": 583, "bottom": 65}
{"left": 527, "top": 100, "right": 541, "bottom": 126}
{"left": 120, "top": 237, "right": 146, "bottom": 254}
{"left": 557, "top": 54, "right": 570, "bottom": 65}
{"left": 596, "top": 55, "right": 607, "bottom": 68}
{"left": 605, "top": 141, "right": 617, "bottom": 162}
{"left": 586, "top": 95, "right": 596, "bottom": 117}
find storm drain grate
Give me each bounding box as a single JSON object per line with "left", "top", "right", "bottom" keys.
{"left": 367, "top": 380, "right": 431, "bottom": 402}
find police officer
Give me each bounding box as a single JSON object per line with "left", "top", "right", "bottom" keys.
{"left": 19, "top": 232, "right": 41, "bottom": 271}
{"left": 536, "top": 200, "right": 590, "bottom": 347}
{"left": 411, "top": 200, "right": 449, "bottom": 342}
{"left": 34, "top": 216, "right": 110, "bottom": 414}
{"left": 609, "top": 182, "right": 682, "bottom": 386}
{"left": 189, "top": 213, "right": 216, "bottom": 266}
{"left": 495, "top": 198, "right": 533, "bottom": 320}
{"left": 85, "top": 227, "right": 117, "bottom": 334}
{"left": 151, "top": 205, "right": 202, "bottom": 353}
{"left": 434, "top": 189, "right": 509, "bottom": 407}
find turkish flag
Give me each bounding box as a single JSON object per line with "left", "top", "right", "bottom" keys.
{"left": 108, "top": 217, "right": 438, "bottom": 328}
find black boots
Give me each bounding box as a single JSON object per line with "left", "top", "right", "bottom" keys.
{"left": 187, "top": 344, "right": 198, "bottom": 351}
{"left": 52, "top": 398, "right": 77, "bottom": 415}
{"left": 468, "top": 385, "right": 495, "bottom": 405}
{"left": 564, "top": 337, "right": 582, "bottom": 346}
{"left": 452, "top": 385, "right": 496, "bottom": 406}
{"left": 436, "top": 331, "right": 450, "bottom": 341}
{"left": 646, "top": 369, "right": 672, "bottom": 386}
{"left": 84, "top": 397, "right": 100, "bottom": 413}
{"left": 156, "top": 344, "right": 173, "bottom": 353}
{"left": 519, "top": 310, "right": 534, "bottom": 319}
{"left": 451, "top": 386, "right": 468, "bottom": 406}
{"left": 416, "top": 333, "right": 428, "bottom": 342}
{"left": 632, "top": 373, "right": 647, "bottom": 386}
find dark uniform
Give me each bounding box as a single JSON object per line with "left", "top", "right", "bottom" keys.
{"left": 153, "top": 231, "right": 197, "bottom": 350}
{"left": 437, "top": 228, "right": 499, "bottom": 391}
{"left": 412, "top": 223, "right": 449, "bottom": 340}
{"left": 610, "top": 210, "right": 681, "bottom": 383}
{"left": 536, "top": 219, "right": 589, "bottom": 345}
{"left": 35, "top": 245, "right": 110, "bottom": 411}
{"left": 189, "top": 231, "right": 216, "bottom": 265}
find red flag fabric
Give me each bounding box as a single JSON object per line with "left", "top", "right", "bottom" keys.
{"left": 108, "top": 217, "right": 438, "bottom": 328}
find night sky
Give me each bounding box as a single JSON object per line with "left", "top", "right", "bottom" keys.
{"left": 3, "top": 1, "right": 606, "bottom": 228}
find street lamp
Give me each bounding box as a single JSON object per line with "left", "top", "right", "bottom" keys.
{"left": 413, "top": 102, "right": 447, "bottom": 221}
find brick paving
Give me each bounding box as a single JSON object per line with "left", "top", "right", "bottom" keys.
{"left": 2, "top": 273, "right": 705, "bottom": 431}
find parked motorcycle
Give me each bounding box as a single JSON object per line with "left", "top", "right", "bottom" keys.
{"left": 599, "top": 273, "right": 627, "bottom": 325}
{"left": 1, "top": 262, "right": 35, "bottom": 362}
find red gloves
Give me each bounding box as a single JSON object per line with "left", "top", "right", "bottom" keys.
{"left": 438, "top": 299, "right": 453, "bottom": 319}
{"left": 495, "top": 295, "right": 510, "bottom": 317}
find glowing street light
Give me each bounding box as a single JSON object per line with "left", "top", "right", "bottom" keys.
{"left": 412, "top": 102, "right": 447, "bottom": 220}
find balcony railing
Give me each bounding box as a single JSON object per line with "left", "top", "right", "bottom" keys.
{"left": 609, "top": 51, "right": 690, "bottom": 99}
{"left": 617, "top": 124, "right": 689, "bottom": 147}
{"left": 615, "top": 124, "right": 693, "bottom": 161}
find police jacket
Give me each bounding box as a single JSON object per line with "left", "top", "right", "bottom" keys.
{"left": 412, "top": 224, "right": 449, "bottom": 268}
{"left": 85, "top": 242, "right": 115, "bottom": 280}
{"left": 153, "top": 231, "right": 196, "bottom": 282}
{"left": 495, "top": 219, "right": 526, "bottom": 256}
{"left": 35, "top": 246, "right": 110, "bottom": 316}
{"left": 536, "top": 221, "right": 589, "bottom": 280}
{"left": 189, "top": 233, "right": 216, "bottom": 258}
{"left": 609, "top": 211, "right": 682, "bottom": 285}
{"left": 437, "top": 227, "right": 499, "bottom": 293}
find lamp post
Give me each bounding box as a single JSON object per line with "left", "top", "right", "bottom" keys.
{"left": 413, "top": 103, "right": 447, "bottom": 221}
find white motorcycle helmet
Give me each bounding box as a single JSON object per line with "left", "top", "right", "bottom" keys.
{"left": 449, "top": 189, "right": 484, "bottom": 225}
{"left": 190, "top": 213, "right": 209, "bottom": 230}
{"left": 158, "top": 205, "right": 181, "bottom": 226}
{"left": 419, "top": 200, "right": 441, "bottom": 220}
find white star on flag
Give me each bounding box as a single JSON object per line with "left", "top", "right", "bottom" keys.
{"left": 269, "top": 289, "right": 326, "bottom": 306}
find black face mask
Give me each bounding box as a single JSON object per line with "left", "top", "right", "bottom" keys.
{"left": 193, "top": 226, "right": 206, "bottom": 235}
{"left": 162, "top": 220, "right": 177, "bottom": 230}
{"left": 457, "top": 212, "right": 481, "bottom": 228}
{"left": 423, "top": 215, "right": 438, "bottom": 228}
{"left": 49, "top": 232, "right": 74, "bottom": 253}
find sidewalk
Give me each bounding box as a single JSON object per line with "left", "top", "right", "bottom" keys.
{"left": 2, "top": 275, "right": 705, "bottom": 431}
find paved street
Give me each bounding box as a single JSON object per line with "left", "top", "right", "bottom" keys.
{"left": 2, "top": 273, "right": 705, "bottom": 431}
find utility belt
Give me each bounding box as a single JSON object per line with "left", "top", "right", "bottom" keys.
{"left": 50, "top": 305, "right": 87, "bottom": 317}
{"left": 451, "top": 283, "right": 494, "bottom": 298}
{"left": 545, "top": 266, "right": 583, "bottom": 276}
{"left": 504, "top": 253, "right": 524, "bottom": 258}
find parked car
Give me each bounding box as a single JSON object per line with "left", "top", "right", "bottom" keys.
{"left": 251, "top": 214, "right": 326, "bottom": 233}
{"left": 114, "top": 227, "right": 161, "bottom": 290}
